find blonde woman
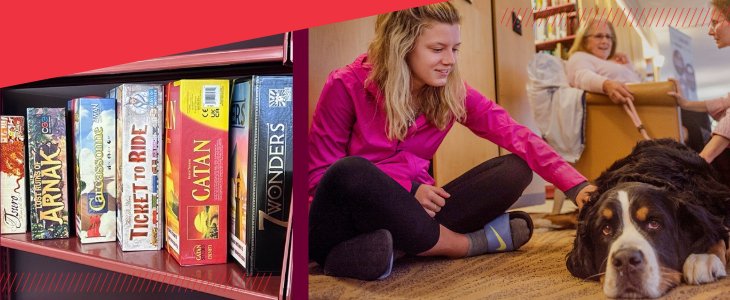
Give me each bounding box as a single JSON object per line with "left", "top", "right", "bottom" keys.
{"left": 668, "top": 0, "right": 730, "bottom": 166}
{"left": 566, "top": 20, "right": 640, "bottom": 104}
{"left": 309, "top": 2, "right": 595, "bottom": 281}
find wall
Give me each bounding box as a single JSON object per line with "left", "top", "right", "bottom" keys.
{"left": 308, "top": 16, "right": 375, "bottom": 126}
{"left": 493, "top": 0, "right": 546, "bottom": 206}
{"left": 432, "top": 0, "right": 499, "bottom": 185}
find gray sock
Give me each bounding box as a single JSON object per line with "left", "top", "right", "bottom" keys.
{"left": 466, "top": 218, "right": 531, "bottom": 256}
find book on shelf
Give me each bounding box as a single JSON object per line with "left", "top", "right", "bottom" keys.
{"left": 71, "top": 97, "right": 118, "bottom": 244}
{"left": 27, "top": 107, "right": 70, "bottom": 240}
{"left": 108, "top": 84, "right": 166, "bottom": 251}
{"left": 1, "top": 115, "right": 27, "bottom": 234}
{"left": 243, "top": 75, "right": 293, "bottom": 275}
{"left": 229, "top": 79, "right": 251, "bottom": 271}
{"left": 164, "top": 79, "right": 230, "bottom": 266}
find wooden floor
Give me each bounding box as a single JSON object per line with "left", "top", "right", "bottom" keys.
{"left": 309, "top": 223, "right": 730, "bottom": 299}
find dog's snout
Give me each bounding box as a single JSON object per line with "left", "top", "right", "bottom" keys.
{"left": 612, "top": 248, "right": 645, "bottom": 269}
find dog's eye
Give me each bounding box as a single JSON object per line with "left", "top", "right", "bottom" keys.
{"left": 602, "top": 225, "right": 613, "bottom": 236}
{"left": 646, "top": 220, "right": 661, "bottom": 231}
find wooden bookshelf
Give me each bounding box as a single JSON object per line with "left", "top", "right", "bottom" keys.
{"left": 532, "top": 1, "right": 578, "bottom": 56}
{"left": 0, "top": 34, "right": 293, "bottom": 299}
{"left": 533, "top": 3, "right": 576, "bottom": 19}
{"left": 535, "top": 34, "right": 575, "bottom": 51}
{"left": 1, "top": 234, "right": 279, "bottom": 299}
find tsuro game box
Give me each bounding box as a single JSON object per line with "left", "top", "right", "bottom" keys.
{"left": 1, "top": 116, "right": 27, "bottom": 234}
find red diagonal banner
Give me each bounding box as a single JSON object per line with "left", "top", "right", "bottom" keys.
{"left": 0, "top": 0, "right": 442, "bottom": 88}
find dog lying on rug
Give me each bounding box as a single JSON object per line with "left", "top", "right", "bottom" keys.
{"left": 566, "top": 139, "right": 730, "bottom": 298}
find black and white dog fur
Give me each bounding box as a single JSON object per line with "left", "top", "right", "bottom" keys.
{"left": 567, "top": 139, "right": 730, "bottom": 298}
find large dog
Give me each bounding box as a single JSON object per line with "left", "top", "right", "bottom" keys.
{"left": 566, "top": 139, "right": 730, "bottom": 298}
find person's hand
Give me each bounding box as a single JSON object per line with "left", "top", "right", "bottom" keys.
{"left": 602, "top": 80, "right": 634, "bottom": 104}
{"left": 414, "top": 184, "right": 450, "bottom": 217}
{"left": 667, "top": 78, "right": 690, "bottom": 109}
{"left": 576, "top": 184, "right": 597, "bottom": 210}
{"left": 611, "top": 52, "right": 630, "bottom": 65}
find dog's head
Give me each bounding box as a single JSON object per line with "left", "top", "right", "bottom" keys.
{"left": 566, "top": 139, "right": 730, "bottom": 298}
{"left": 567, "top": 182, "right": 723, "bottom": 298}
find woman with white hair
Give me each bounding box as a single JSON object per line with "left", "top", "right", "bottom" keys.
{"left": 566, "top": 20, "right": 640, "bottom": 104}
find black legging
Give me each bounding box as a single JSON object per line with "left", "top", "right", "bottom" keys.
{"left": 309, "top": 154, "right": 533, "bottom": 265}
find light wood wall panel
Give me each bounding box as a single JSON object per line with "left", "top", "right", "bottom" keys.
{"left": 492, "top": 0, "right": 546, "bottom": 201}
{"left": 308, "top": 16, "right": 375, "bottom": 126}
{"left": 433, "top": 0, "right": 499, "bottom": 185}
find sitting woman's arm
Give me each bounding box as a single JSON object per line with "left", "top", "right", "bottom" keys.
{"left": 566, "top": 52, "right": 608, "bottom": 93}
{"left": 567, "top": 52, "right": 635, "bottom": 104}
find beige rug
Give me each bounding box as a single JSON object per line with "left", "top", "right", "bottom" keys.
{"left": 309, "top": 225, "right": 730, "bottom": 299}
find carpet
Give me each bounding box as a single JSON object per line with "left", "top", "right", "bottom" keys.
{"left": 309, "top": 220, "right": 730, "bottom": 299}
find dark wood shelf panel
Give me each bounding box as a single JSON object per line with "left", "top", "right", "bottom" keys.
{"left": 0, "top": 234, "right": 279, "bottom": 300}
{"left": 75, "top": 46, "right": 285, "bottom": 76}
{"left": 533, "top": 3, "right": 576, "bottom": 19}
{"left": 535, "top": 35, "right": 576, "bottom": 51}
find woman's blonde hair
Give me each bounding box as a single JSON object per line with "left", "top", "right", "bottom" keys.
{"left": 568, "top": 19, "right": 617, "bottom": 59}
{"left": 712, "top": 0, "right": 730, "bottom": 19}
{"left": 367, "top": 2, "right": 466, "bottom": 141}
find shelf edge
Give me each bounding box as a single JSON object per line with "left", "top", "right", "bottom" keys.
{"left": 73, "top": 46, "right": 285, "bottom": 76}
{"left": 0, "top": 236, "right": 277, "bottom": 300}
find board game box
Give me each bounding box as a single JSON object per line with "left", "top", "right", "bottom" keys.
{"left": 1, "top": 116, "right": 27, "bottom": 234}
{"left": 27, "top": 108, "right": 69, "bottom": 240}
{"left": 165, "top": 79, "right": 229, "bottom": 265}
{"left": 72, "top": 97, "right": 117, "bottom": 244}
{"left": 109, "top": 84, "right": 164, "bottom": 251}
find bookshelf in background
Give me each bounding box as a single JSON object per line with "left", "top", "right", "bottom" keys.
{"left": 0, "top": 34, "right": 293, "bottom": 300}
{"left": 532, "top": 0, "right": 579, "bottom": 59}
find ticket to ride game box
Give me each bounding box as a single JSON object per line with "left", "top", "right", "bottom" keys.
{"left": 109, "top": 84, "right": 164, "bottom": 251}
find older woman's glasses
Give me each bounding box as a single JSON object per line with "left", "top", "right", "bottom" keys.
{"left": 589, "top": 33, "right": 613, "bottom": 40}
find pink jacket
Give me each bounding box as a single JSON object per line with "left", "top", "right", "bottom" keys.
{"left": 309, "top": 54, "right": 587, "bottom": 200}
{"left": 706, "top": 94, "right": 730, "bottom": 141}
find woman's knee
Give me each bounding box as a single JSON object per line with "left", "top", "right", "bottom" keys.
{"left": 320, "top": 156, "right": 378, "bottom": 190}
{"left": 502, "top": 154, "right": 533, "bottom": 187}
{"left": 327, "top": 156, "right": 375, "bottom": 177}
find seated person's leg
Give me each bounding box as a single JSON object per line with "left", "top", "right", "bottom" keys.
{"left": 435, "top": 154, "right": 535, "bottom": 254}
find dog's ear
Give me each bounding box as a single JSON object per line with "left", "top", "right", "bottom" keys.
{"left": 677, "top": 196, "right": 726, "bottom": 257}
{"left": 566, "top": 206, "right": 598, "bottom": 279}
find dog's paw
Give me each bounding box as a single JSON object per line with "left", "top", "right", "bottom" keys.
{"left": 683, "top": 253, "right": 727, "bottom": 285}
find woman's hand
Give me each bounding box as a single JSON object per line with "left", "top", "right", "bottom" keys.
{"left": 611, "top": 52, "right": 630, "bottom": 65}
{"left": 602, "top": 80, "right": 634, "bottom": 104}
{"left": 576, "top": 184, "right": 597, "bottom": 210}
{"left": 667, "top": 78, "right": 690, "bottom": 108}
{"left": 667, "top": 78, "right": 707, "bottom": 112}
{"left": 415, "top": 184, "right": 450, "bottom": 217}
